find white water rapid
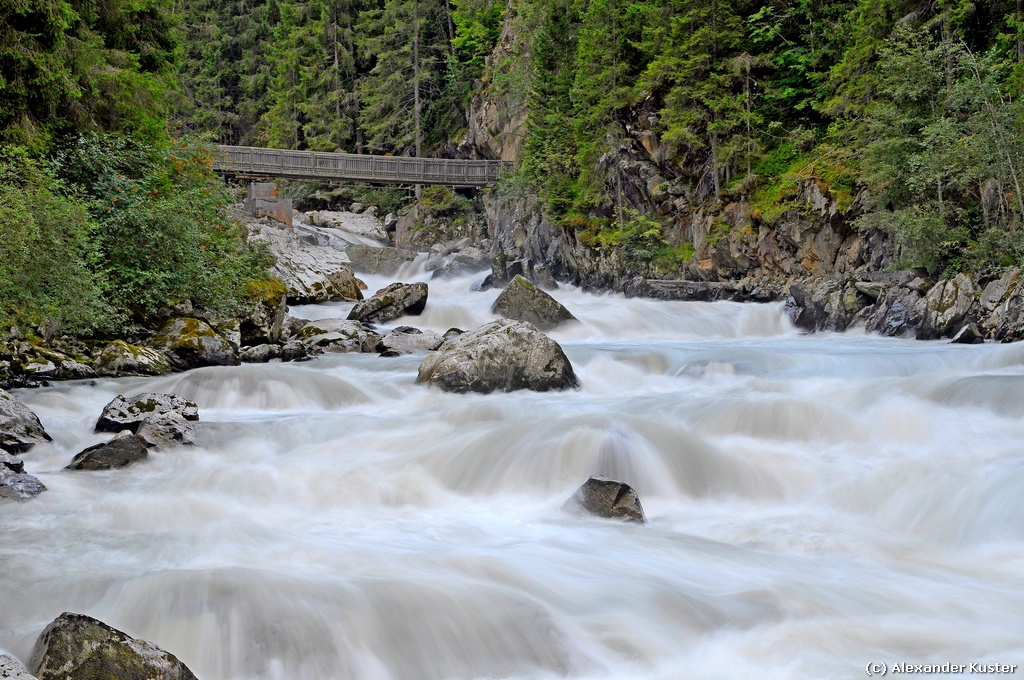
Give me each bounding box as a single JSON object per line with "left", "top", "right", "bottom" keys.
{"left": 3, "top": 254, "right": 1024, "bottom": 679}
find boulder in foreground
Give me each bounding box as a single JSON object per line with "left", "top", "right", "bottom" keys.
{"left": 562, "top": 476, "right": 646, "bottom": 523}
{"left": 0, "top": 388, "right": 51, "bottom": 453}
{"left": 491, "top": 275, "right": 577, "bottom": 331}
{"left": 30, "top": 612, "right": 198, "bottom": 680}
{"left": 416, "top": 320, "right": 580, "bottom": 394}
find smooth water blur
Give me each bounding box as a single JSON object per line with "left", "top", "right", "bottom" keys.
{"left": 3, "top": 251, "right": 1024, "bottom": 679}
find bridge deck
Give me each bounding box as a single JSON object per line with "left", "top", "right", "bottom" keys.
{"left": 214, "top": 145, "right": 507, "bottom": 187}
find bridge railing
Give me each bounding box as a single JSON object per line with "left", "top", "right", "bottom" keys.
{"left": 213, "top": 145, "right": 508, "bottom": 187}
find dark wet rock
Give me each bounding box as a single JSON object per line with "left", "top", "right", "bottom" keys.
{"left": 864, "top": 285, "right": 928, "bottom": 337}
{"left": 348, "top": 282, "right": 428, "bottom": 324}
{"left": 0, "top": 468, "right": 46, "bottom": 501}
{"left": 30, "top": 612, "right": 198, "bottom": 680}
{"left": 0, "top": 388, "right": 51, "bottom": 453}
{"left": 344, "top": 244, "right": 418, "bottom": 276}
{"left": 95, "top": 393, "right": 199, "bottom": 434}
{"left": 93, "top": 340, "right": 173, "bottom": 377}
{"left": 950, "top": 323, "right": 985, "bottom": 344}
{"left": 295, "top": 319, "right": 382, "bottom": 353}
{"left": 786, "top": 278, "right": 867, "bottom": 332}
{"left": 148, "top": 317, "right": 239, "bottom": 370}
{"left": 66, "top": 431, "right": 148, "bottom": 470}
{"left": 280, "top": 340, "right": 310, "bottom": 362}
{"left": 239, "top": 344, "right": 281, "bottom": 363}
{"left": 0, "top": 653, "right": 37, "bottom": 679}
{"left": 491, "top": 275, "right": 577, "bottom": 331}
{"left": 379, "top": 349, "right": 405, "bottom": 358}
{"left": 416, "top": 320, "right": 580, "bottom": 394}
{"left": 562, "top": 476, "right": 646, "bottom": 523}
{"left": 381, "top": 327, "right": 444, "bottom": 352}
{"left": 135, "top": 413, "right": 197, "bottom": 449}
{"left": 2, "top": 451, "right": 25, "bottom": 473}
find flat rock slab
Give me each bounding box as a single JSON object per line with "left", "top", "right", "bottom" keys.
{"left": 416, "top": 320, "right": 580, "bottom": 394}
{"left": 30, "top": 612, "right": 198, "bottom": 680}
{"left": 96, "top": 393, "right": 199, "bottom": 433}
{"left": 0, "top": 388, "right": 51, "bottom": 453}
{"left": 348, "top": 283, "right": 428, "bottom": 324}
{"left": 563, "top": 476, "right": 646, "bottom": 523}
{"left": 491, "top": 275, "right": 577, "bottom": 331}
{"left": 344, "top": 245, "right": 418, "bottom": 276}
{"left": 66, "top": 431, "right": 148, "bottom": 471}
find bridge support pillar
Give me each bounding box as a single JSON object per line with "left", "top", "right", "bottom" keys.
{"left": 243, "top": 182, "right": 293, "bottom": 228}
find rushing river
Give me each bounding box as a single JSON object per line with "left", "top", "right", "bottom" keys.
{"left": 3, "top": 256, "right": 1024, "bottom": 679}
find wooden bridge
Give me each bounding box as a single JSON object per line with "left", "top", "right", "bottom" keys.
{"left": 213, "top": 145, "right": 508, "bottom": 187}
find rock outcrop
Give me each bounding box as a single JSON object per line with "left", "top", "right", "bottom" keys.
{"left": 30, "top": 612, "right": 198, "bottom": 680}
{"left": 491, "top": 275, "right": 578, "bottom": 331}
{"left": 344, "top": 244, "right": 418, "bottom": 276}
{"left": 416, "top": 320, "right": 580, "bottom": 393}
{"left": 348, "top": 283, "right": 428, "bottom": 324}
{"left": 562, "top": 476, "right": 646, "bottom": 523}
{"left": 241, "top": 278, "right": 288, "bottom": 345}
{"left": 92, "top": 340, "right": 173, "bottom": 377}
{"left": 307, "top": 210, "right": 388, "bottom": 241}
{"left": 148, "top": 317, "right": 239, "bottom": 370}
{"left": 0, "top": 388, "right": 51, "bottom": 453}
{"left": 66, "top": 431, "right": 148, "bottom": 471}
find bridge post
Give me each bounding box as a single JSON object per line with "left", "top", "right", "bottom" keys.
{"left": 244, "top": 182, "right": 293, "bottom": 228}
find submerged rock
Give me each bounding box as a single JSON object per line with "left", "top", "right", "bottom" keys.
{"left": 95, "top": 393, "right": 199, "bottom": 434}
{"left": 30, "top": 612, "right": 198, "bottom": 680}
{"left": 66, "top": 431, "right": 148, "bottom": 471}
{"left": 491, "top": 275, "right": 578, "bottom": 331}
{"left": 0, "top": 653, "right": 36, "bottom": 679}
{"left": 93, "top": 340, "right": 173, "bottom": 377}
{"left": 348, "top": 282, "right": 428, "bottom": 324}
{"left": 416, "top": 320, "right": 580, "bottom": 394}
{"left": 562, "top": 476, "right": 646, "bottom": 523}
{"left": 0, "top": 388, "right": 51, "bottom": 453}
{"left": 148, "top": 317, "right": 239, "bottom": 370}
{"left": 0, "top": 468, "right": 47, "bottom": 501}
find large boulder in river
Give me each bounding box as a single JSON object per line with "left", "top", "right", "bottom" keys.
{"left": 491, "top": 275, "right": 578, "bottom": 331}
{"left": 272, "top": 246, "right": 365, "bottom": 304}
{"left": 148, "top": 317, "right": 239, "bottom": 370}
{"left": 240, "top": 278, "right": 288, "bottom": 345}
{"left": 381, "top": 326, "right": 444, "bottom": 352}
{"left": 0, "top": 388, "right": 51, "bottom": 453}
{"left": 96, "top": 393, "right": 199, "bottom": 434}
{"left": 416, "top": 320, "right": 580, "bottom": 394}
{"left": 562, "top": 476, "right": 646, "bottom": 523}
{"left": 344, "top": 244, "right": 418, "bottom": 276}
{"left": 30, "top": 612, "right": 198, "bottom": 680}
{"left": 93, "top": 340, "right": 173, "bottom": 377}
{"left": 66, "top": 431, "right": 148, "bottom": 471}
{"left": 348, "top": 282, "right": 428, "bottom": 324}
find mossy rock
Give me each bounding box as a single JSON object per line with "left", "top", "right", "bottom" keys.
{"left": 94, "top": 340, "right": 173, "bottom": 377}
{"left": 148, "top": 317, "right": 239, "bottom": 370}
{"left": 30, "top": 612, "right": 197, "bottom": 680}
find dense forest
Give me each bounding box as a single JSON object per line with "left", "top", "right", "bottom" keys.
{"left": 1, "top": 0, "right": 1024, "bottom": 333}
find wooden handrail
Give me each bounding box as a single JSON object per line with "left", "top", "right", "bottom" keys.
{"left": 212, "top": 145, "right": 508, "bottom": 187}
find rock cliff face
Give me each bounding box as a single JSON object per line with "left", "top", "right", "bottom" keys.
{"left": 460, "top": 18, "right": 1024, "bottom": 341}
